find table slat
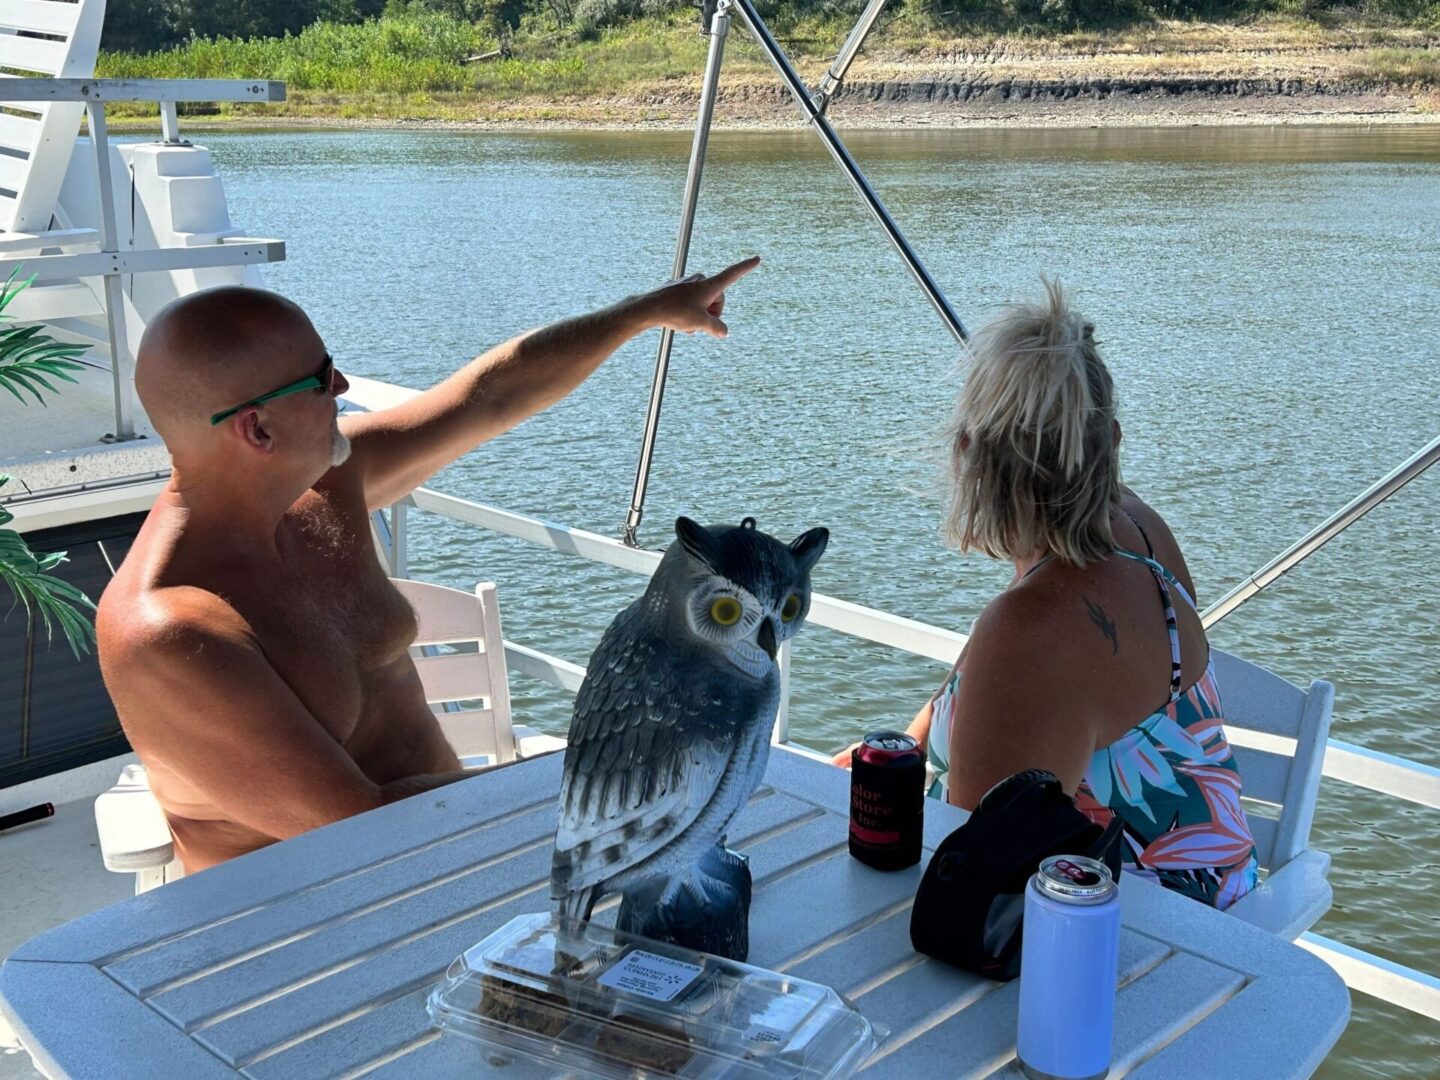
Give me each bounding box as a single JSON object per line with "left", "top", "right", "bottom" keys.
{"left": 988, "top": 953, "right": 1247, "bottom": 1078}
{"left": 165, "top": 792, "right": 823, "bottom": 1034}
{"left": 192, "top": 791, "right": 826, "bottom": 1067}
{"left": 1, "top": 961, "right": 234, "bottom": 1080}
{"left": 861, "top": 930, "right": 1173, "bottom": 1075}
{"left": 197, "top": 871, "right": 549, "bottom": 1066}
{"left": 109, "top": 802, "right": 559, "bottom": 996}
{"left": 156, "top": 845, "right": 553, "bottom": 1031}
{"left": 11, "top": 756, "right": 568, "bottom": 967}
{"left": 1131, "top": 974, "right": 1349, "bottom": 1078}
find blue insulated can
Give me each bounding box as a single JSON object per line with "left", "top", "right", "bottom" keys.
{"left": 1016, "top": 855, "right": 1122, "bottom": 1080}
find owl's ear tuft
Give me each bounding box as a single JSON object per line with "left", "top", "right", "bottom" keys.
{"left": 789, "top": 527, "right": 829, "bottom": 576}
{"left": 675, "top": 516, "right": 722, "bottom": 571}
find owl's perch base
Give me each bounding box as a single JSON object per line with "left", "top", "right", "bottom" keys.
{"left": 616, "top": 846, "right": 752, "bottom": 962}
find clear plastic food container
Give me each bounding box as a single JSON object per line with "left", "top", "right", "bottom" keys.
{"left": 426, "top": 912, "right": 881, "bottom": 1078}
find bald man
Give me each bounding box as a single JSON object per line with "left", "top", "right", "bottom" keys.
{"left": 98, "top": 259, "right": 758, "bottom": 873}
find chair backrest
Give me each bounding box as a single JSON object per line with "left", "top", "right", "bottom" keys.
{"left": 390, "top": 577, "right": 516, "bottom": 765}
{"left": 1211, "top": 648, "right": 1333, "bottom": 872}
{"left": 0, "top": 0, "right": 106, "bottom": 234}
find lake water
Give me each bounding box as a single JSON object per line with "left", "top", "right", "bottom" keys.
{"left": 204, "top": 125, "right": 1438, "bottom": 1076}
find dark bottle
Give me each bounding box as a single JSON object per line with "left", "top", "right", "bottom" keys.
{"left": 848, "top": 731, "right": 925, "bottom": 871}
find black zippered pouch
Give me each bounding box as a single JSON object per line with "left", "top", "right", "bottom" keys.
{"left": 910, "top": 769, "right": 1123, "bottom": 981}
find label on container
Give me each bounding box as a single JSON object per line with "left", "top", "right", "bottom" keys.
{"left": 597, "top": 949, "right": 703, "bottom": 1002}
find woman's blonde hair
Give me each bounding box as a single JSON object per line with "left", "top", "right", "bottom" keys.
{"left": 945, "top": 278, "right": 1120, "bottom": 566}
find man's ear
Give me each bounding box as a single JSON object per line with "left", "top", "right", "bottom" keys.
{"left": 236, "top": 408, "right": 276, "bottom": 455}
{"left": 1112, "top": 419, "right": 1122, "bottom": 449}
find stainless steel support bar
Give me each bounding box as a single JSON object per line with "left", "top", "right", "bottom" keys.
{"left": 622, "top": 1, "right": 732, "bottom": 547}
{"left": 159, "top": 101, "right": 183, "bottom": 144}
{"left": 814, "top": 0, "right": 890, "bottom": 112}
{"left": 1202, "top": 432, "right": 1440, "bottom": 628}
{"left": 729, "top": 0, "right": 967, "bottom": 346}
{"left": 85, "top": 102, "right": 136, "bottom": 442}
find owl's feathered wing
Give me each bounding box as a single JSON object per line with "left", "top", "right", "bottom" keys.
{"left": 550, "top": 598, "right": 773, "bottom": 920}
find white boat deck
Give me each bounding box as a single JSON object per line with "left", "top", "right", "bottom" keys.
{"left": 0, "top": 792, "right": 131, "bottom": 1080}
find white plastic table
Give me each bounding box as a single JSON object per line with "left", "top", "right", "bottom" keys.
{"left": 1, "top": 750, "right": 1348, "bottom": 1079}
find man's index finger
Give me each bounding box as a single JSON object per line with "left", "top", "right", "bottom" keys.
{"left": 708, "top": 255, "right": 761, "bottom": 289}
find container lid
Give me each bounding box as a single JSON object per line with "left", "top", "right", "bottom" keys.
{"left": 427, "top": 912, "right": 880, "bottom": 1079}
{"left": 1034, "top": 855, "right": 1116, "bottom": 905}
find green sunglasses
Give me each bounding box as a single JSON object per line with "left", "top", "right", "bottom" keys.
{"left": 210, "top": 355, "right": 335, "bottom": 426}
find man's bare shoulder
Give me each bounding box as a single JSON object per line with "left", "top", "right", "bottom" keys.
{"left": 99, "top": 582, "right": 257, "bottom": 668}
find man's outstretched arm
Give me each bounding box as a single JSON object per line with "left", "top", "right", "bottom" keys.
{"left": 341, "top": 256, "right": 759, "bottom": 510}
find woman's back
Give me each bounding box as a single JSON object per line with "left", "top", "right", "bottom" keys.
{"left": 1005, "top": 493, "right": 1206, "bottom": 752}
{"left": 1039, "top": 496, "right": 1258, "bottom": 909}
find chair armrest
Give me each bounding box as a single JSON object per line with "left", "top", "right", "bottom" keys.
{"left": 93, "top": 765, "right": 174, "bottom": 873}
{"left": 1229, "top": 849, "right": 1332, "bottom": 940}
{"left": 0, "top": 228, "right": 100, "bottom": 255}
{"left": 513, "top": 725, "right": 567, "bottom": 760}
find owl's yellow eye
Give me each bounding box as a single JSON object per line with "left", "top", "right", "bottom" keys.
{"left": 780, "top": 594, "right": 803, "bottom": 623}
{"left": 710, "top": 597, "right": 743, "bottom": 626}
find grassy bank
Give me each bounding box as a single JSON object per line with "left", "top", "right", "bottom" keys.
{"left": 95, "top": 10, "right": 1440, "bottom": 125}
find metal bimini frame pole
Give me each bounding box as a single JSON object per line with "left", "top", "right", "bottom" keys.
{"left": 730, "top": 0, "right": 967, "bottom": 346}
{"left": 813, "top": 0, "right": 890, "bottom": 113}
{"left": 1202, "top": 432, "right": 1440, "bottom": 629}
{"left": 622, "top": 0, "right": 965, "bottom": 544}
{"left": 621, "top": 1, "right": 733, "bottom": 547}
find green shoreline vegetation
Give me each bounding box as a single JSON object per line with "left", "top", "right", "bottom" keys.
{"left": 94, "top": 1, "right": 1439, "bottom": 123}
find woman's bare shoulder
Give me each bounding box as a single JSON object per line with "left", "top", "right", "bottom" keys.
{"left": 1118, "top": 489, "right": 1200, "bottom": 602}
{"left": 966, "top": 584, "right": 1073, "bottom": 669}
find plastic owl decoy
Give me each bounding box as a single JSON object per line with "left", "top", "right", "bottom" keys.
{"left": 550, "top": 516, "right": 828, "bottom": 960}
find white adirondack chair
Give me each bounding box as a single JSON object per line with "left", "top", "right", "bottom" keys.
{"left": 1215, "top": 649, "right": 1335, "bottom": 940}
{"left": 1, "top": 0, "right": 110, "bottom": 330}
{"left": 95, "top": 579, "right": 566, "bottom": 894}
{"left": 0, "top": 0, "right": 104, "bottom": 240}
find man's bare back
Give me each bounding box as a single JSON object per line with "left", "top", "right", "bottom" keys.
{"left": 98, "top": 262, "right": 758, "bottom": 873}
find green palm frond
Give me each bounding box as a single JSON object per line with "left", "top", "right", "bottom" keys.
{"left": 0, "top": 276, "right": 102, "bottom": 659}
{"left": 1, "top": 480, "right": 99, "bottom": 661}
{"left": 0, "top": 269, "right": 88, "bottom": 407}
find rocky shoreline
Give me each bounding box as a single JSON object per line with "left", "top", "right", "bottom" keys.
{"left": 136, "top": 28, "right": 1439, "bottom": 133}
{"left": 172, "top": 88, "right": 1432, "bottom": 133}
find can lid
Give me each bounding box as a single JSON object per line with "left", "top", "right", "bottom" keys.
{"left": 862, "top": 731, "right": 917, "bottom": 753}
{"left": 1035, "top": 855, "right": 1116, "bottom": 905}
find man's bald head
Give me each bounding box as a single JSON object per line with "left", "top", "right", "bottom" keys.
{"left": 136, "top": 287, "right": 322, "bottom": 445}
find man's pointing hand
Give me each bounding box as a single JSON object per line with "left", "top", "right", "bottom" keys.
{"left": 635, "top": 255, "right": 761, "bottom": 339}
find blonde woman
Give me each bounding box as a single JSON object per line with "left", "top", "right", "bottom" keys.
{"left": 839, "top": 280, "right": 1258, "bottom": 910}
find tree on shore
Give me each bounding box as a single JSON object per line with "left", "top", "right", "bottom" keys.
{"left": 100, "top": 0, "right": 1440, "bottom": 56}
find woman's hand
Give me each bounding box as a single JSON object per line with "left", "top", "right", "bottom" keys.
{"left": 830, "top": 700, "right": 935, "bottom": 769}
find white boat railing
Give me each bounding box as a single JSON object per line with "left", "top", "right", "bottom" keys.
{"left": 0, "top": 77, "right": 288, "bottom": 442}
{"left": 398, "top": 486, "right": 1439, "bottom": 810}
{"left": 380, "top": 484, "right": 1440, "bottom": 1023}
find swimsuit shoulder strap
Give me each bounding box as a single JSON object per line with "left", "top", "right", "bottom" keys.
{"left": 1114, "top": 541, "right": 1185, "bottom": 703}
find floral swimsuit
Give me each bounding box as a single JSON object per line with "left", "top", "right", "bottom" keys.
{"left": 927, "top": 529, "right": 1259, "bottom": 911}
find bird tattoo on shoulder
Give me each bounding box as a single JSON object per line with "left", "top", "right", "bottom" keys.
{"left": 1084, "top": 596, "right": 1119, "bottom": 656}
{"left": 549, "top": 515, "right": 828, "bottom": 961}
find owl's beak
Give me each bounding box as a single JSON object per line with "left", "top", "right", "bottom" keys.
{"left": 757, "top": 618, "right": 778, "bottom": 661}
